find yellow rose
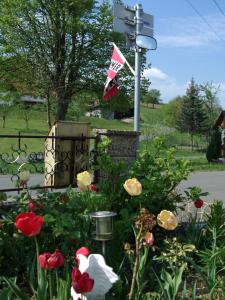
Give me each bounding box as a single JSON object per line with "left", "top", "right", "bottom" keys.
{"left": 77, "top": 171, "right": 92, "bottom": 191}
{"left": 19, "top": 170, "right": 30, "bottom": 182}
{"left": 123, "top": 178, "right": 142, "bottom": 196}
{"left": 157, "top": 210, "right": 178, "bottom": 230}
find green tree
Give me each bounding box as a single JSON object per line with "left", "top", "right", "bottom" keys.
{"left": 206, "top": 129, "right": 221, "bottom": 162}
{"left": 200, "top": 81, "right": 221, "bottom": 136}
{"left": 0, "top": 0, "right": 141, "bottom": 121}
{"left": 177, "top": 78, "right": 208, "bottom": 149}
{"left": 0, "top": 92, "right": 13, "bottom": 128}
{"left": 142, "top": 88, "right": 161, "bottom": 108}
{"left": 163, "top": 95, "right": 185, "bottom": 128}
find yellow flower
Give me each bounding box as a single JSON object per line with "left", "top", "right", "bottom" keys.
{"left": 77, "top": 171, "right": 92, "bottom": 191}
{"left": 157, "top": 210, "right": 178, "bottom": 230}
{"left": 19, "top": 170, "right": 30, "bottom": 182}
{"left": 123, "top": 178, "right": 142, "bottom": 196}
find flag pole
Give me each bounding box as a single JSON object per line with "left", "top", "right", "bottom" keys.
{"left": 113, "top": 43, "right": 135, "bottom": 76}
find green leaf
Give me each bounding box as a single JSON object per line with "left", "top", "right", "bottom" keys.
{"left": 191, "top": 282, "right": 197, "bottom": 300}
{"left": 173, "top": 265, "right": 185, "bottom": 295}
{"left": 181, "top": 280, "right": 187, "bottom": 300}
{"left": 3, "top": 277, "right": 29, "bottom": 300}
{"left": 43, "top": 214, "right": 56, "bottom": 223}
{"left": 37, "top": 267, "right": 48, "bottom": 300}
{"left": 0, "top": 287, "right": 13, "bottom": 300}
{"left": 28, "top": 255, "right": 37, "bottom": 294}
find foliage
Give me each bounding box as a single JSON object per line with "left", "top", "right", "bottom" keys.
{"left": 186, "top": 226, "right": 225, "bottom": 298}
{"left": 205, "top": 200, "right": 225, "bottom": 249}
{"left": 177, "top": 78, "right": 208, "bottom": 148}
{"left": 0, "top": 187, "right": 109, "bottom": 280}
{"left": 154, "top": 264, "right": 186, "bottom": 300}
{"left": 184, "top": 186, "right": 209, "bottom": 201}
{"left": 206, "top": 129, "right": 221, "bottom": 162}
{"left": 155, "top": 237, "right": 196, "bottom": 269}
{"left": 0, "top": 0, "right": 148, "bottom": 121}
{"left": 0, "top": 91, "right": 18, "bottom": 128}
{"left": 200, "top": 81, "right": 221, "bottom": 134}
{"left": 130, "top": 137, "right": 191, "bottom": 214}
{"left": 2, "top": 135, "right": 225, "bottom": 298}
{"left": 178, "top": 213, "right": 206, "bottom": 250}
{"left": 142, "top": 89, "right": 161, "bottom": 106}
{"left": 162, "top": 96, "right": 184, "bottom": 128}
{"left": 94, "top": 136, "right": 129, "bottom": 212}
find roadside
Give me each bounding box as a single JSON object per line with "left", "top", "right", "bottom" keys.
{"left": 178, "top": 170, "right": 225, "bottom": 202}
{"left": 1, "top": 170, "right": 225, "bottom": 202}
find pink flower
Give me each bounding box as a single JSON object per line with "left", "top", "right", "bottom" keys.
{"left": 144, "top": 232, "right": 154, "bottom": 246}
{"left": 28, "top": 200, "right": 44, "bottom": 211}
{"left": 194, "top": 199, "right": 204, "bottom": 209}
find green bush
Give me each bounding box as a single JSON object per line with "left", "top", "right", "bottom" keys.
{"left": 206, "top": 129, "right": 221, "bottom": 162}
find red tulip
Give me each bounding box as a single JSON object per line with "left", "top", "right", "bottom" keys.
{"left": 15, "top": 212, "right": 44, "bottom": 237}
{"left": 72, "top": 268, "right": 94, "bottom": 294}
{"left": 38, "top": 249, "right": 64, "bottom": 270}
{"left": 89, "top": 184, "right": 98, "bottom": 192}
{"left": 194, "top": 199, "right": 204, "bottom": 209}
{"left": 38, "top": 252, "right": 51, "bottom": 269}
{"left": 47, "top": 249, "right": 64, "bottom": 269}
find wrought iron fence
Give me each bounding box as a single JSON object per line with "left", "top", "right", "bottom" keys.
{"left": 0, "top": 132, "right": 99, "bottom": 193}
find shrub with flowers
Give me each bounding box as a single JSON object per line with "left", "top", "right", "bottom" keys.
{"left": 1, "top": 138, "right": 225, "bottom": 299}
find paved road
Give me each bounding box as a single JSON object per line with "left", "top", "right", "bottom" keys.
{"left": 178, "top": 171, "right": 225, "bottom": 202}
{"left": 1, "top": 171, "right": 225, "bottom": 202}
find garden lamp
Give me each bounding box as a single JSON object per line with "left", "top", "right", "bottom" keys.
{"left": 89, "top": 211, "right": 117, "bottom": 256}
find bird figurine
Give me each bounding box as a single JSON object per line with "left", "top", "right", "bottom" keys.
{"left": 71, "top": 247, "right": 119, "bottom": 300}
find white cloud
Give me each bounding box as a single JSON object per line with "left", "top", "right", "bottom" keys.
{"left": 157, "top": 14, "right": 225, "bottom": 48}
{"left": 143, "top": 67, "right": 188, "bottom": 102}
{"left": 143, "top": 67, "right": 168, "bottom": 80}
{"left": 144, "top": 67, "right": 225, "bottom": 108}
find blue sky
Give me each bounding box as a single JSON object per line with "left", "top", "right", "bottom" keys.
{"left": 111, "top": 0, "right": 225, "bottom": 106}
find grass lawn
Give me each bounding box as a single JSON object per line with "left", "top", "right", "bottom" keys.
{"left": 140, "top": 141, "right": 225, "bottom": 171}
{"left": 1, "top": 105, "right": 223, "bottom": 173}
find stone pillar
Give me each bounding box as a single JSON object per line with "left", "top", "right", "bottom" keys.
{"left": 96, "top": 129, "right": 140, "bottom": 167}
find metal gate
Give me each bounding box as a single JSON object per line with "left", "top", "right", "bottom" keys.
{"left": 0, "top": 132, "right": 99, "bottom": 193}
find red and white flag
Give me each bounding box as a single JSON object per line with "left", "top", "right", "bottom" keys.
{"left": 103, "top": 77, "right": 119, "bottom": 101}
{"left": 103, "top": 43, "right": 126, "bottom": 101}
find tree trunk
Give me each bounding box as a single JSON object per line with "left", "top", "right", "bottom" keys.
{"left": 56, "top": 95, "right": 69, "bottom": 121}
{"left": 2, "top": 116, "right": 5, "bottom": 128}
{"left": 191, "top": 134, "right": 194, "bottom": 151}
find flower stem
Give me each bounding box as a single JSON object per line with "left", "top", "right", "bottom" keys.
{"left": 34, "top": 236, "right": 40, "bottom": 283}
{"left": 56, "top": 270, "right": 59, "bottom": 295}
{"left": 128, "top": 229, "right": 141, "bottom": 300}
{"left": 49, "top": 272, "right": 52, "bottom": 300}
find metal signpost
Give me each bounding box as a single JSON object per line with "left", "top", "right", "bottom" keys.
{"left": 113, "top": 3, "right": 156, "bottom": 132}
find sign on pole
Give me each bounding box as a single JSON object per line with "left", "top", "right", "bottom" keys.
{"left": 113, "top": 4, "right": 154, "bottom": 42}
{"left": 113, "top": 3, "right": 156, "bottom": 133}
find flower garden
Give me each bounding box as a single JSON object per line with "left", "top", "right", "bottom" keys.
{"left": 1, "top": 137, "right": 225, "bottom": 299}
